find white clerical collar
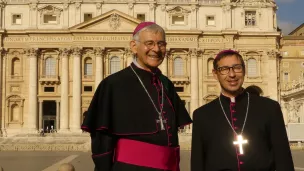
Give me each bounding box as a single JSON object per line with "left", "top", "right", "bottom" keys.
{"left": 133, "top": 57, "right": 145, "bottom": 70}
{"left": 221, "top": 92, "right": 236, "bottom": 102}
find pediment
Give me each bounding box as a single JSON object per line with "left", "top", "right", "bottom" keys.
{"left": 166, "top": 6, "right": 191, "bottom": 14}
{"left": 70, "top": 10, "right": 142, "bottom": 32}
{"left": 38, "top": 5, "right": 63, "bottom": 13}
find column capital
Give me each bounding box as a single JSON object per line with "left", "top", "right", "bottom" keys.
{"left": 63, "top": 3, "right": 69, "bottom": 10}
{"left": 94, "top": 47, "right": 105, "bottom": 56}
{"left": 128, "top": 3, "right": 134, "bottom": 10}
{"left": 29, "top": 3, "right": 37, "bottom": 11}
{"left": 189, "top": 48, "right": 198, "bottom": 58}
{"left": 96, "top": 2, "right": 102, "bottom": 9}
{"left": 191, "top": 4, "right": 199, "bottom": 12}
{"left": 59, "top": 48, "right": 71, "bottom": 58}
{"left": 160, "top": 4, "right": 166, "bottom": 11}
{"left": 267, "top": 49, "right": 280, "bottom": 59}
{"left": 26, "top": 48, "right": 39, "bottom": 58}
{"left": 124, "top": 47, "right": 132, "bottom": 56}
{"left": 75, "top": 2, "right": 81, "bottom": 9}
{"left": 149, "top": 3, "right": 156, "bottom": 10}
{"left": 71, "top": 47, "right": 82, "bottom": 57}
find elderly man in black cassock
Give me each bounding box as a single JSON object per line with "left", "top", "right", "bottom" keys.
{"left": 81, "top": 22, "right": 192, "bottom": 171}
{"left": 191, "top": 50, "right": 295, "bottom": 171}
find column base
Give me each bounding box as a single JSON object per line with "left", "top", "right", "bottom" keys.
{"left": 57, "top": 128, "right": 70, "bottom": 134}
{"left": 27, "top": 128, "right": 39, "bottom": 134}
{"left": 70, "top": 128, "right": 83, "bottom": 134}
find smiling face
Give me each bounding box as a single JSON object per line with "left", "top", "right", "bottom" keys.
{"left": 213, "top": 55, "right": 245, "bottom": 97}
{"left": 130, "top": 30, "right": 166, "bottom": 72}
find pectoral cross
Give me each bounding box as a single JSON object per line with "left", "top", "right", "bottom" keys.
{"left": 233, "top": 135, "right": 248, "bottom": 155}
{"left": 156, "top": 115, "right": 167, "bottom": 130}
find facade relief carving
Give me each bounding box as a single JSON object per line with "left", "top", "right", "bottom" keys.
{"left": 108, "top": 13, "right": 121, "bottom": 30}
{"left": 26, "top": 48, "right": 39, "bottom": 58}
{"left": 59, "top": 48, "right": 71, "bottom": 58}
{"left": 94, "top": 47, "right": 105, "bottom": 56}
{"left": 285, "top": 99, "right": 302, "bottom": 123}
{"left": 72, "top": 47, "right": 82, "bottom": 57}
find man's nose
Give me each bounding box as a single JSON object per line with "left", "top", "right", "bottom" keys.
{"left": 228, "top": 68, "right": 236, "bottom": 77}
{"left": 152, "top": 43, "right": 160, "bottom": 51}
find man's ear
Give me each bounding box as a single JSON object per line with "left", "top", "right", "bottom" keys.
{"left": 212, "top": 69, "right": 219, "bottom": 81}
{"left": 130, "top": 40, "right": 137, "bottom": 54}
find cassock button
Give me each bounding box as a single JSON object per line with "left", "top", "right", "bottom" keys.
{"left": 234, "top": 126, "right": 238, "bottom": 130}
{"left": 169, "top": 134, "right": 172, "bottom": 136}
{"left": 163, "top": 111, "right": 166, "bottom": 114}
{"left": 168, "top": 126, "right": 171, "bottom": 129}
{"left": 233, "top": 118, "right": 237, "bottom": 121}
{"left": 239, "top": 161, "right": 244, "bottom": 165}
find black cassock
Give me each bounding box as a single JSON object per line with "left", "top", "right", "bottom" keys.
{"left": 82, "top": 63, "right": 192, "bottom": 171}
{"left": 191, "top": 91, "right": 295, "bottom": 171}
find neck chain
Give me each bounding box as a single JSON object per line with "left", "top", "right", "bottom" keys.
{"left": 130, "top": 65, "right": 164, "bottom": 119}
{"left": 219, "top": 92, "right": 250, "bottom": 136}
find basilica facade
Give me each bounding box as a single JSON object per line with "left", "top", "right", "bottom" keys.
{"left": 0, "top": 0, "right": 280, "bottom": 136}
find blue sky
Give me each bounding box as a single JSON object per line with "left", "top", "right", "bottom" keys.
{"left": 276, "top": 0, "right": 304, "bottom": 35}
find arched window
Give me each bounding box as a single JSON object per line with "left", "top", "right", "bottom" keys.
{"left": 11, "top": 104, "right": 19, "bottom": 122}
{"left": 174, "top": 57, "right": 183, "bottom": 76}
{"left": 11, "top": 57, "right": 21, "bottom": 76}
{"left": 247, "top": 58, "right": 257, "bottom": 77}
{"left": 84, "top": 57, "right": 93, "bottom": 76}
{"left": 110, "top": 56, "right": 120, "bottom": 74}
{"left": 207, "top": 58, "right": 214, "bottom": 74}
{"left": 45, "top": 57, "right": 56, "bottom": 76}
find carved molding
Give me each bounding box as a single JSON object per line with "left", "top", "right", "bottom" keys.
{"left": 59, "top": 48, "right": 71, "bottom": 57}
{"left": 72, "top": 47, "right": 82, "bottom": 56}
{"left": 96, "top": 2, "right": 102, "bottom": 9}
{"left": 167, "top": 6, "right": 191, "bottom": 14}
{"left": 94, "top": 47, "right": 105, "bottom": 56}
{"left": 26, "top": 48, "right": 39, "bottom": 57}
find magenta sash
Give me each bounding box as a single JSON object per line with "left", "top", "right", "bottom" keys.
{"left": 115, "top": 139, "right": 180, "bottom": 171}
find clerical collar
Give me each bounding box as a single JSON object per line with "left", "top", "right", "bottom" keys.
{"left": 132, "top": 58, "right": 161, "bottom": 76}
{"left": 220, "top": 89, "right": 246, "bottom": 103}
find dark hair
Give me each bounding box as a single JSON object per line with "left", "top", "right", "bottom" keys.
{"left": 213, "top": 50, "right": 245, "bottom": 71}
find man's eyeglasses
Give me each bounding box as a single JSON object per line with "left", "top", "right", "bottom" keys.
{"left": 135, "top": 40, "right": 167, "bottom": 49}
{"left": 216, "top": 64, "right": 244, "bottom": 75}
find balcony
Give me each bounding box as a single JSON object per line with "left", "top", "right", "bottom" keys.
{"left": 169, "top": 75, "right": 190, "bottom": 85}
{"left": 282, "top": 78, "right": 304, "bottom": 97}
{"left": 39, "top": 75, "right": 60, "bottom": 84}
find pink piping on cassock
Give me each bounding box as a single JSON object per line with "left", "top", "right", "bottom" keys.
{"left": 115, "top": 139, "right": 180, "bottom": 171}
{"left": 230, "top": 102, "right": 241, "bottom": 171}
{"left": 92, "top": 151, "right": 113, "bottom": 158}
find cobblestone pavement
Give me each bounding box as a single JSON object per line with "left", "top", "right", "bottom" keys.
{"left": 0, "top": 150, "right": 303, "bottom": 171}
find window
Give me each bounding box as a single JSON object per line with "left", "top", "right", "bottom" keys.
{"left": 207, "top": 58, "right": 214, "bottom": 75}
{"left": 283, "top": 51, "right": 288, "bottom": 56}
{"left": 137, "top": 14, "right": 145, "bottom": 22}
{"left": 84, "top": 86, "right": 93, "bottom": 92}
{"left": 45, "top": 57, "right": 56, "bottom": 76}
{"left": 110, "top": 56, "right": 120, "bottom": 74}
{"left": 84, "top": 13, "right": 93, "bottom": 22}
{"left": 247, "top": 58, "right": 257, "bottom": 77}
{"left": 11, "top": 57, "right": 21, "bottom": 76}
{"left": 206, "top": 16, "right": 215, "bottom": 26}
{"left": 44, "top": 87, "right": 55, "bottom": 92}
{"left": 11, "top": 104, "right": 19, "bottom": 122}
{"left": 245, "top": 11, "right": 256, "bottom": 26}
{"left": 12, "top": 14, "right": 22, "bottom": 25}
{"left": 84, "top": 58, "right": 93, "bottom": 76}
{"left": 44, "top": 14, "right": 57, "bottom": 24}
{"left": 283, "top": 72, "right": 289, "bottom": 82}
{"left": 175, "top": 87, "right": 184, "bottom": 92}
{"left": 174, "top": 57, "right": 183, "bottom": 76}
{"left": 172, "top": 15, "right": 185, "bottom": 25}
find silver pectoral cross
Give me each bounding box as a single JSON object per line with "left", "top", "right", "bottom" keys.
{"left": 233, "top": 135, "right": 248, "bottom": 155}
{"left": 156, "top": 116, "right": 167, "bottom": 130}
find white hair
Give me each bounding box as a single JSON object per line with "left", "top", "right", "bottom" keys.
{"left": 133, "top": 24, "right": 166, "bottom": 44}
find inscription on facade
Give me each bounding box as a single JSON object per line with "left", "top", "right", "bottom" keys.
{"left": 167, "top": 37, "right": 197, "bottom": 42}
{"left": 199, "top": 38, "right": 231, "bottom": 43}
{"left": 4, "top": 36, "right": 132, "bottom": 42}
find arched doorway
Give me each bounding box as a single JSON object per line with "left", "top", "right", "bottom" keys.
{"left": 43, "top": 101, "right": 57, "bottom": 132}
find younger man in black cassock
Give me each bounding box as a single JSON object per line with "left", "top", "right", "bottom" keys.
{"left": 81, "top": 22, "right": 192, "bottom": 171}
{"left": 191, "top": 50, "right": 294, "bottom": 171}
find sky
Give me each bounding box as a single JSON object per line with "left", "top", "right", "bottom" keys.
{"left": 276, "top": 0, "right": 304, "bottom": 35}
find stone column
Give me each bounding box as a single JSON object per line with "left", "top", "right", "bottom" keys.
{"left": 160, "top": 49, "right": 170, "bottom": 76}
{"left": 198, "top": 50, "right": 204, "bottom": 106}
{"left": 94, "top": 47, "right": 104, "bottom": 90}
{"left": 75, "top": 2, "right": 81, "bottom": 24}
{"left": 191, "top": 5, "right": 198, "bottom": 30}
{"left": 222, "top": 5, "right": 232, "bottom": 29}
{"left": 63, "top": 3, "right": 69, "bottom": 28}
{"left": 160, "top": 5, "right": 166, "bottom": 29}
{"left": 59, "top": 48, "right": 70, "bottom": 132}
{"left": 27, "top": 48, "right": 39, "bottom": 132}
{"left": 125, "top": 48, "right": 133, "bottom": 67}
{"left": 128, "top": 3, "right": 134, "bottom": 16}
{"left": 149, "top": 3, "right": 156, "bottom": 22}
{"left": 267, "top": 50, "right": 279, "bottom": 101}
{"left": 0, "top": 3, "right": 4, "bottom": 29}
{"left": 0, "top": 48, "right": 4, "bottom": 136}
{"left": 39, "top": 100, "right": 43, "bottom": 130}
{"left": 56, "top": 101, "right": 60, "bottom": 130}
{"left": 190, "top": 48, "right": 199, "bottom": 116}
{"left": 71, "top": 47, "right": 82, "bottom": 132}
{"left": 96, "top": 3, "right": 102, "bottom": 16}
{"left": 29, "top": 3, "right": 37, "bottom": 29}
